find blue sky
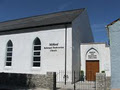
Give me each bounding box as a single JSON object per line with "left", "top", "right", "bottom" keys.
{"left": 0, "top": 0, "right": 120, "bottom": 43}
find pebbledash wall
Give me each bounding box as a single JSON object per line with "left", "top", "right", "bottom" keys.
{"left": 107, "top": 19, "right": 120, "bottom": 89}
{"left": 81, "top": 43, "right": 111, "bottom": 77}
{"left": 0, "top": 8, "right": 93, "bottom": 84}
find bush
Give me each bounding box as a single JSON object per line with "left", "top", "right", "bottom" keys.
{"left": 101, "top": 71, "right": 105, "bottom": 73}
{"left": 80, "top": 70, "right": 84, "bottom": 81}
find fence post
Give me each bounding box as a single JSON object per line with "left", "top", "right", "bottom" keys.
{"left": 53, "top": 72, "right": 56, "bottom": 90}
{"left": 96, "top": 73, "right": 106, "bottom": 90}
{"left": 47, "top": 72, "right": 56, "bottom": 90}
{"left": 74, "top": 71, "right": 76, "bottom": 90}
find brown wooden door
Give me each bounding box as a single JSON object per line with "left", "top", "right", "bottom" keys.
{"left": 86, "top": 60, "right": 99, "bottom": 81}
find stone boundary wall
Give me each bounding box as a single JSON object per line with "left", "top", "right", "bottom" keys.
{"left": 0, "top": 72, "right": 56, "bottom": 90}
{"left": 96, "top": 73, "right": 111, "bottom": 90}
{"left": 106, "top": 77, "right": 111, "bottom": 90}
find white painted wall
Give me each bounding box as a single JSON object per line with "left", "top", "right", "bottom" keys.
{"left": 72, "top": 9, "right": 94, "bottom": 81}
{"left": 0, "top": 27, "right": 72, "bottom": 82}
{"left": 81, "top": 43, "right": 111, "bottom": 77}
{"left": 107, "top": 20, "right": 120, "bottom": 88}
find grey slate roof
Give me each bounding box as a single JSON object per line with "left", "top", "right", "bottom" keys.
{"left": 0, "top": 8, "right": 85, "bottom": 31}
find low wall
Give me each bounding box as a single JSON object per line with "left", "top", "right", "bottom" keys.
{"left": 96, "top": 73, "right": 111, "bottom": 90}
{"left": 106, "top": 77, "right": 111, "bottom": 90}
{"left": 0, "top": 72, "right": 56, "bottom": 90}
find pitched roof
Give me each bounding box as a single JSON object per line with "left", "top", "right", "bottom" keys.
{"left": 0, "top": 8, "right": 85, "bottom": 31}
{"left": 107, "top": 18, "right": 120, "bottom": 27}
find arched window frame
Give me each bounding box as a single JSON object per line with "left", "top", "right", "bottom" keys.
{"left": 5, "top": 40, "right": 13, "bottom": 66}
{"left": 33, "top": 37, "right": 41, "bottom": 67}
{"left": 85, "top": 48, "right": 99, "bottom": 60}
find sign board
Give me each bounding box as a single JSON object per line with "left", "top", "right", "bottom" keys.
{"left": 86, "top": 49, "right": 99, "bottom": 60}
{"left": 44, "top": 43, "right": 64, "bottom": 52}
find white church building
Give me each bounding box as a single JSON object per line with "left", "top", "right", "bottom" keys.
{"left": 0, "top": 8, "right": 110, "bottom": 84}
{"left": 0, "top": 8, "right": 94, "bottom": 82}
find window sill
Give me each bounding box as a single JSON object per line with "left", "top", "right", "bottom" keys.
{"left": 4, "top": 66, "right": 12, "bottom": 70}
{"left": 31, "top": 67, "right": 41, "bottom": 70}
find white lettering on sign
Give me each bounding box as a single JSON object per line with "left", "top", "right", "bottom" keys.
{"left": 44, "top": 43, "right": 64, "bottom": 52}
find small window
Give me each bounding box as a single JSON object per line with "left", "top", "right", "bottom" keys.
{"left": 33, "top": 37, "right": 41, "bottom": 67}
{"left": 6, "top": 40, "right": 13, "bottom": 66}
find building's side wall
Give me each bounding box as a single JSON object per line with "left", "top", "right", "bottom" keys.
{"left": 108, "top": 21, "right": 120, "bottom": 89}
{"left": 0, "top": 27, "right": 72, "bottom": 82}
{"left": 80, "top": 44, "right": 111, "bottom": 77}
{"left": 72, "top": 9, "right": 94, "bottom": 81}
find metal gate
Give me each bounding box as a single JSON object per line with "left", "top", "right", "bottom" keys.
{"left": 56, "top": 71, "right": 96, "bottom": 90}
{"left": 76, "top": 79, "right": 96, "bottom": 90}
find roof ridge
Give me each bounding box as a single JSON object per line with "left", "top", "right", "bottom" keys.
{"left": 0, "top": 8, "right": 85, "bottom": 24}
{"left": 0, "top": 8, "right": 85, "bottom": 31}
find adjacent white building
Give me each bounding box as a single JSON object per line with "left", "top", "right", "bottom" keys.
{"left": 0, "top": 9, "right": 93, "bottom": 82}
{"left": 106, "top": 19, "right": 120, "bottom": 89}
{"left": 81, "top": 43, "right": 111, "bottom": 81}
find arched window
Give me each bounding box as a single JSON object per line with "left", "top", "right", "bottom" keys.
{"left": 6, "top": 40, "right": 13, "bottom": 66}
{"left": 33, "top": 37, "right": 41, "bottom": 67}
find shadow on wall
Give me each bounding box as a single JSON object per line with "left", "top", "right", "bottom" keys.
{"left": 0, "top": 72, "right": 56, "bottom": 90}
{"left": 0, "top": 72, "right": 34, "bottom": 89}
{"left": 0, "top": 88, "right": 11, "bottom": 90}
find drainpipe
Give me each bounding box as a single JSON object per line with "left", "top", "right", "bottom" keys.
{"left": 105, "top": 26, "right": 110, "bottom": 45}
{"left": 65, "top": 25, "right": 67, "bottom": 85}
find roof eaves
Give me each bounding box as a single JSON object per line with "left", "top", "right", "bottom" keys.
{"left": 107, "top": 18, "right": 120, "bottom": 27}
